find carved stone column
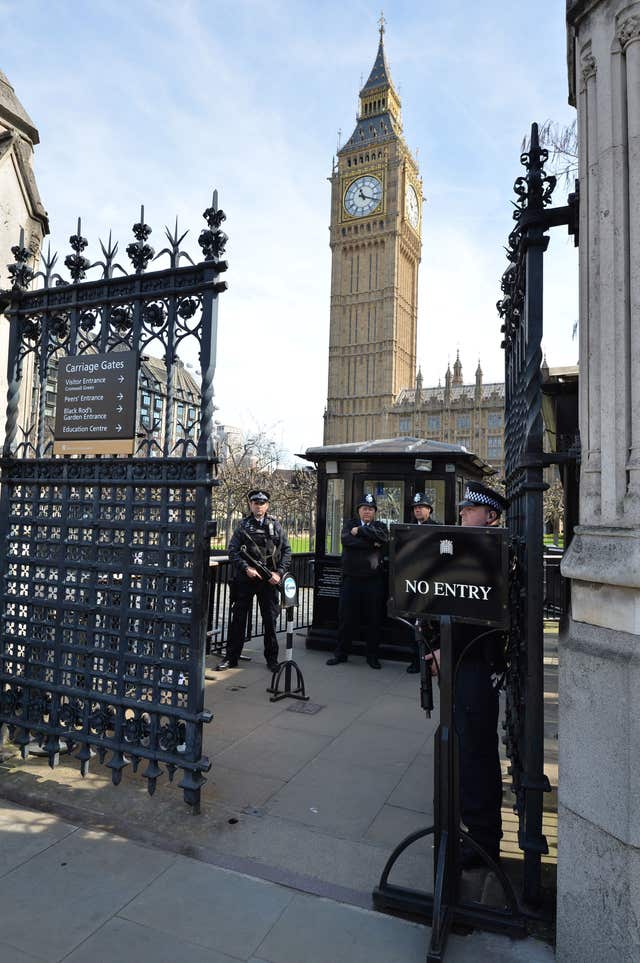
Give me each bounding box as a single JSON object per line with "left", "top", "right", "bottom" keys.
{"left": 560, "top": 2, "right": 640, "bottom": 959}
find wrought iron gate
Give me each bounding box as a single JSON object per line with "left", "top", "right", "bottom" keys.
{"left": 498, "top": 124, "right": 578, "bottom": 903}
{"left": 0, "top": 196, "right": 228, "bottom": 810}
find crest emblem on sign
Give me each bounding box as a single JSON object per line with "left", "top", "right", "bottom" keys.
{"left": 440, "top": 539, "right": 453, "bottom": 556}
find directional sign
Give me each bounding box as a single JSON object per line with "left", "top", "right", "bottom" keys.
{"left": 53, "top": 350, "right": 138, "bottom": 455}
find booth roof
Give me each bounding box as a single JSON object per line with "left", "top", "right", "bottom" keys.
{"left": 298, "top": 436, "right": 494, "bottom": 474}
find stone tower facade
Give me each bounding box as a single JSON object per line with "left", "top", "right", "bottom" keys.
{"left": 323, "top": 23, "right": 422, "bottom": 445}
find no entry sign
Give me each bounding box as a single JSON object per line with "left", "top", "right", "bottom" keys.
{"left": 388, "top": 523, "right": 509, "bottom": 627}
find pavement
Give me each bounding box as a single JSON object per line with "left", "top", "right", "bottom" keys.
{"left": 0, "top": 629, "right": 559, "bottom": 962}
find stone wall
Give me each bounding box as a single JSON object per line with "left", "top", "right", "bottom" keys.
{"left": 559, "top": 2, "right": 640, "bottom": 959}
{"left": 0, "top": 69, "right": 48, "bottom": 445}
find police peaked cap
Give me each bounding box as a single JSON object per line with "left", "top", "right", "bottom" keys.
{"left": 459, "top": 481, "right": 508, "bottom": 514}
{"left": 357, "top": 493, "right": 377, "bottom": 510}
{"left": 248, "top": 489, "right": 270, "bottom": 502}
{"left": 412, "top": 492, "right": 433, "bottom": 509}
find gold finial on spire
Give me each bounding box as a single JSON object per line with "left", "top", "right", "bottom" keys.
{"left": 378, "top": 11, "right": 386, "bottom": 39}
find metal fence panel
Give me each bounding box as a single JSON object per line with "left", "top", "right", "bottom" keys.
{"left": 0, "top": 198, "right": 228, "bottom": 810}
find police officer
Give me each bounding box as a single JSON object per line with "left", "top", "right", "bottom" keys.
{"left": 326, "top": 493, "right": 389, "bottom": 670}
{"left": 428, "top": 480, "right": 509, "bottom": 868}
{"left": 411, "top": 491, "right": 436, "bottom": 525}
{"left": 406, "top": 492, "right": 437, "bottom": 673}
{"left": 217, "top": 490, "right": 291, "bottom": 672}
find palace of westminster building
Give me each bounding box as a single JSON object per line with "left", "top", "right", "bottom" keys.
{"left": 323, "top": 24, "right": 505, "bottom": 477}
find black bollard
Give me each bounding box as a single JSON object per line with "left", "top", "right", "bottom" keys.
{"left": 267, "top": 574, "right": 309, "bottom": 703}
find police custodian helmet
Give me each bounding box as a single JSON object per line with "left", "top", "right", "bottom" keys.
{"left": 459, "top": 481, "right": 509, "bottom": 515}
{"left": 412, "top": 492, "right": 433, "bottom": 509}
{"left": 357, "top": 493, "right": 377, "bottom": 510}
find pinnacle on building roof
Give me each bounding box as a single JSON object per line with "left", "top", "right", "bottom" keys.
{"left": 340, "top": 16, "right": 402, "bottom": 149}
{"left": 360, "top": 14, "right": 394, "bottom": 95}
{"left": 0, "top": 69, "right": 39, "bottom": 144}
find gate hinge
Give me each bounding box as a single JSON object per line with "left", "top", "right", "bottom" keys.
{"left": 518, "top": 830, "right": 549, "bottom": 855}
{"left": 521, "top": 774, "right": 552, "bottom": 793}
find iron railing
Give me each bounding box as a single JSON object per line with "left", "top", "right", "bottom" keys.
{"left": 498, "top": 123, "right": 577, "bottom": 903}
{"left": 206, "top": 553, "right": 314, "bottom": 655}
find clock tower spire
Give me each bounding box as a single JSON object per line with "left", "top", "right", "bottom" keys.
{"left": 323, "top": 23, "right": 422, "bottom": 445}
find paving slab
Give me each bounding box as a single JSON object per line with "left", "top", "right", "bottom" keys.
{"left": 265, "top": 757, "right": 404, "bottom": 837}
{"left": 0, "top": 942, "right": 43, "bottom": 963}
{"left": 314, "top": 719, "right": 426, "bottom": 772}
{"left": 0, "top": 827, "right": 174, "bottom": 960}
{"left": 356, "top": 692, "right": 438, "bottom": 733}
{"left": 120, "top": 857, "right": 293, "bottom": 960}
{"left": 386, "top": 752, "right": 435, "bottom": 813}
{"left": 255, "top": 890, "right": 428, "bottom": 963}
{"left": 213, "top": 723, "right": 331, "bottom": 781}
{"left": 0, "top": 799, "right": 77, "bottom": 878}
{"left": 64, "top": 917, "right": 240, "bottom": 963}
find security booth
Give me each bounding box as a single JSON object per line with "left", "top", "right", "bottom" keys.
{"left": 299, "top": 437, "right": 496, "bottom": 657}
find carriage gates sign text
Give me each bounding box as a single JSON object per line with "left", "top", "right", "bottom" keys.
{"left": 387, "top": 523, "right": 509, "bottom": 628}
{"left": 54, "top": 350, "right": 138, "bottom": 456}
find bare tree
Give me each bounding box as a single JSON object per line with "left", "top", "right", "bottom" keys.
{"left": 521, "top": 119, "right": 578, "bottom": 187}
{"left": 543, "top": 478, "right": 565, "bottom": 546}
{"left": 212, "top": 426, "right": 286, "bottom": 545}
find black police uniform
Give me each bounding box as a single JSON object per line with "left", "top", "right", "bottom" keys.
{"left": 331, "top": 513, "right": 388, "bottom": 664}
{"left": 453, "top": 623, "right": 504, "bottom": 862}
{"left": 406, "top": 494, "right": 437, "bottom": 673}
{"left": 225, "top": 513, "right": 291, "bottom": 668}
{"left": 453, "top": 480, "right": 508, "bottom": 864}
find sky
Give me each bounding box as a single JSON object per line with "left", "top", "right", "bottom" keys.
{"left": 1, "top": 0, "right": 578, "bottom": 464}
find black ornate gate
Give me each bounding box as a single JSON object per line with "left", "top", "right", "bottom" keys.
{"left": 0, "top": 196, "right": 228, "bottom": 810}
{"left": 498, "top": 125, "right": 578, "bottom": 902}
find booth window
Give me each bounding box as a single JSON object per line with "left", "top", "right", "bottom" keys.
{"left": 418, "top": 480, "right": 446, "bottom": 523}
{"left": 325, "top": 478, "right": 344, "bottom": 555}
{"left": 363, "top": 480, "right": 404, "bottom": 526}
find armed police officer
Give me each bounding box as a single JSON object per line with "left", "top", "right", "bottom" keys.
{"left": 327, "top": 493, "right": 389, "bottom": 670}
{"left": 427, "top": 480, "right": 509, "bottom": 869}
{"left": 217, "top": 489, "right": 291, "bottom": 672}
{"left": 406, "top": 492, "right": 437, "bottom": 673}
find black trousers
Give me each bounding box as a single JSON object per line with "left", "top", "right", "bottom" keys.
{"left": 335, "top": 574, "right": 384, "bottom": 659}
{"left": 226, "top": 578, "right": 280, "bottom": 664}
{"left": 454, "top": 656, "right": 502, "bottom": 855}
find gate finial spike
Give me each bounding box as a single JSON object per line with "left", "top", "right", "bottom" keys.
{"left": 530, "top": 123, "right": 540, "bottom": 151}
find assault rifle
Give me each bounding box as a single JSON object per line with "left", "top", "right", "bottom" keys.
{"left": 239, "top": 543, "right": 281, "bottom": 587}
{"left": 416, "top": 621, "right": 435, "bottom": 718}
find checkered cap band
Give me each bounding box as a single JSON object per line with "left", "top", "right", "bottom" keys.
{"left": 462, "top": 486, "right": 502, "bottom": 511}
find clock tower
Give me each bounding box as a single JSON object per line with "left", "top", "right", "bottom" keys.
{"left": 323, "top": 20, "right": 422, "bottom": 445}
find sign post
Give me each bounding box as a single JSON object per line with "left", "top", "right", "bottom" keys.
{"left": 53, "top": 350, "right": 138, "bottom": 456}
{"left": 374, "top": 524, "right": 525, "bottom": 961}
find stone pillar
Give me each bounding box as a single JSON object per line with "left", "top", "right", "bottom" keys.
{"left": 559, "top": 3, "right": 640, "bottom": 959}
{"left": 0, "top": 69, "right": 48, "bottom": 445}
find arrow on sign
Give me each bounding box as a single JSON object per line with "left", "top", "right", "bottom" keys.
{"left": 117, "top": 393, "right": 123, "bottom": 400}
{"left": 116, "top": 424, "right": 122, "bottom": 432}
{"left": 118, "top": 375, "right": 124, "bottom": 383}
{"left": 116, "top": 405, "right": 123, "bottom": 412}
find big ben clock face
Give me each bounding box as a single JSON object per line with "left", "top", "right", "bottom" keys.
{"left": 344, "top": 175, "right": 383, "bottom": 217}
{"left": 406, "top": 183, "right": 419, "bottom": 229}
